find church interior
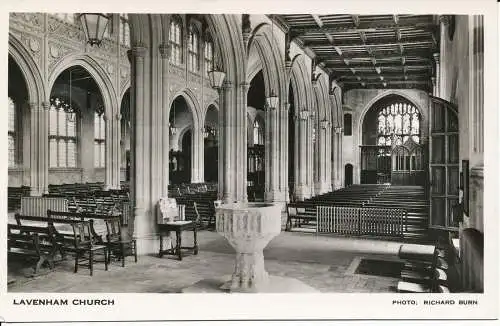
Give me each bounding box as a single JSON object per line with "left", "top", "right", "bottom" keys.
{"left": 6, "top": 13, "right": 485, "bottom": 293}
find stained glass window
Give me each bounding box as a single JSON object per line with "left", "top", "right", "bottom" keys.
{"left": 94, "top": 112, "right": 106, "bottom": 167}
{"left": 169, "top": 16, "right": 183, "bottom": 66}
{"left": 188, "top": 25, "right": 200, "bottom": 72}
{"left": 49, "top": 97, "right": 78, "bottom": 168}
{"left": 253, "top": 119, "right": 264, "bottom": 145}
{"left": 204, "top": 36, "right": 214, "bottom": 76}
{"left": 377, "top": 101, "right": 421, "bottom": 146}
{"left": 8, "top": 97, "right": 16, "bottom": 167}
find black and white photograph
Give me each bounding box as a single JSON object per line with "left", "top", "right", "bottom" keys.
{"left": 1, "top": 0, "right": 498, "bottom": 322}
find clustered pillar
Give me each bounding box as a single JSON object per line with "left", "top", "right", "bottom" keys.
{"left": 29, "top": 101, "right": 49, "bottom": 196}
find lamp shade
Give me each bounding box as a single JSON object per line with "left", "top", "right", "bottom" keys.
{"left": 78, "top": 13, "right": 110, "bottom": 46}
{"left": 207, "top": 70, "right": 226, "bottom": 89}
{"left": 266, "top": 94, "right": 279, "bottom": 109}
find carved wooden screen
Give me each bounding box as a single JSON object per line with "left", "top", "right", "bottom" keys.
{"left": 391, "top": 138, "right": 425, "bottom": 186}
{"left": 429, "top": 96, "right": 459, "bottom": 230}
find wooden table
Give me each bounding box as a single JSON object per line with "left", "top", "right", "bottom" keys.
{"left": 158, "top": 221, "right": 198, "bottom": 261}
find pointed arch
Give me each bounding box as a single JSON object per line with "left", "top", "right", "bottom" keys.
{"left": 48, "top": 54, "right": 119, "bottom": 119}
{"left": 8, "top": 33, "right": 46, "bottom": 105}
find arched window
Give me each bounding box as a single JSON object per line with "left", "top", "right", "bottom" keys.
{"left": 253, "top": 119, "right": 264, "bottom": 145}
{"left": 94, "top": 112, "right": 106, "bottom": 167}
{"left": 377, "top": 102, "right": 420, "bottom": 146}
{"left": 344, "top": 113, "right": 352, "bottom": 136}
{"left": 169, "top": 16, "right": 183, "bottom": 66}
{"left": 119, "top": 14, "right": 130, "bottom": 46}
{"left": 49, "top": 97, "right": 77, "bottom": 168}
{"left": 8, "top": 97, "right": 16, "bottom": 167}
{"left": 204, "top": 35, "right": 214, "bottom": 76}
{"left": 188, "top": 25, "right": 200, "bottom": 72}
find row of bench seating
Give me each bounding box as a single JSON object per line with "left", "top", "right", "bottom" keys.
{"left": 286, "top": 184, "right": 389, "bottom": 232}
{"left": 8, "top": 186, "right": 31, "bottom": 211}
{"left": 396, "top": 243, "right": 451, "bottom": 293}
{"left": 286, "top": 184, "right": 430, "bottom": 242}
{"left": 8, "top": 210, "right": 136, "bottom": 276}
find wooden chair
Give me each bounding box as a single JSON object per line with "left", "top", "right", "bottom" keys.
{"left": 72, "top": 221, "right": 108, "bottom": 276}
{"left": 104, "top": 217, "right": 137, "bottom": 267}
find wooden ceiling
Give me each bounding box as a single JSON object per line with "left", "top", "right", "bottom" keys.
{"left": 273, "top": 14, "right": 439, "bottom": 92}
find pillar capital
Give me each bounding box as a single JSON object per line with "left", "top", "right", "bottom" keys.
{"left": 129, "top": 45, "right": 148, "bottom": 59}
{"left": 159, "top": 43, "right": 170, "bottom": 59}
{"left": 222, "top": 80, "right": 233, "bottom": 90}
{"left": 299, "top": 109, "right": 309, "bottom": 120}
{"left": 240, "top": 82, "right": 250, "bottom": 91}
{"left": 433, "top": 52, "right": 440, "bottom": 63}
{"left": 42, "top": 101, "right": 51, "bottom": 110}
{"left": 320, "top": 119, "right": 330, "bottom": 129}
{"left": 439, "top": 15, "right": 451, "bottom": 26}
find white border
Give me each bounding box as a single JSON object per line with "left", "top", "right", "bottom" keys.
{"left": 0, "top": 0, "right": 498, "bottom": 323}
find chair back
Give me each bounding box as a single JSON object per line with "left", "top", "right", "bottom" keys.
{"left": 72, "top": 221, "right": 93, "bottom": 248}
{"left": 105, "top": 218, "right": 122, "bottom": 243}
{"left": 193, "top": 202, "right": 201, "bottom": 224}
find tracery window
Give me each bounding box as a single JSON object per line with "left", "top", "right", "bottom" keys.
{"left": 188, "top": 25, "right": 200, "bottom": 72}
{"left": 49, "top": 97, "right": 77, "bottom": 168}
{"left": 119, "top": 14, "right": 130, "bottom": 46}
{"left": 377, "top": 102, "right": 420, "bottom": 147}
{"left": 169, "top": 16, "right": 183, "bottom": 66}
{"left": 253, "top": 119, "right": 264, "bottom": 145}
{"left": 8, "top": 97, "right": 16, "bottom": 167}
{"left": 204, "top": 36, "right": 214, "bottom": 76}
{"left": 94, "top": 112, "right": 106, "bottom": 167}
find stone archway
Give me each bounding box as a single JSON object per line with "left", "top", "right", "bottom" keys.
{"left": 247, "top": 21, "right": 287, "bottom": 203}
{"left": 9, "top": 33, "right": 48, "bottom": 195}
{"left": 127, "top": 14, "right": 247, "bottom": 254}
{"left": 287, "top": 54, "right": 314, "bottom": 200}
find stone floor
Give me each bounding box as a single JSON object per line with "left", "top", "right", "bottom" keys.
{"left": 8, "top": 231, "right": 405, "bottom": 293}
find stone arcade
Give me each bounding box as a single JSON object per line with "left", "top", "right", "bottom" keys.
{"left": 7, "top": 13, "right": 485, "bottom": 293}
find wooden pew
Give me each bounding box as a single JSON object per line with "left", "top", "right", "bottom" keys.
{"left": 8, "top": 224, "right": 58, "bottom": 274}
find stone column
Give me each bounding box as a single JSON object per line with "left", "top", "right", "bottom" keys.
{"left": 315, "top": 119, "right": 330, "bottom": 194}
{"left": 29, "top": 101, "right": 49, "bottom": 196}
{"left": 218, "top": 81, "right": 247, "bottom": 203}
{"left": 281, "top": 102, "right": 290, "bottom": 202}
{"left": 433, "top": 53, "right": 440, "bottom": 98}
{"left": 191, "top": 126, "right": 203, "bottom": 183}
{"left": 295, "top": 109, "right": 310, "bottom": 200}
{"left": 307, "top": 111, "right": 315, "bottom": 198}
{"left": 129, "top": 45, "right": 158, "bottom": 255}
{"left": 159, "top": 43, "right": 170, "bottom": 197}
{"left": 264, "top": 101, "right": 283, "bottom": 202}
{"left": 104, "top": 112, "right": 121, "bottom": 190}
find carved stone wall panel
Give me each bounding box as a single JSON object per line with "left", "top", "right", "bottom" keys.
{"left": 188, "top": 72, "right": 202, "bottom": 86}
{"left": 169, "top": 82, "right": 185, "bottom": 99}
{"left": 47, "top": 40, "right": 80, "bottom": 74}
{"left": 120, "top": 65, "right": 130, "bottom": 93}
{"left": 47, "top": 16, "right": 86, "bottom": 45}
{"left": 9, "top": 13, "right": 44, "bottom": 34}
{"left": 169, "top": 65, "right": 186, "bottom": 81}
{"left": 93, "top": 56, "right": 117, "bottom": 84}
{"left": 9, "top": 29, "right": 43, "bottom": 68}
{"left": 204, "top": 89, "right": 219, "bottom": 107}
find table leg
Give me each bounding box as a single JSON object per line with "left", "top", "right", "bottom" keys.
{"left": 177, "top": 230, "right": 182, "bottom": 261}
{"left": 193, "top": 228, "right": 198, "bottom": 255}
{"left": 158, "top": 232, "right": 164, "bottom": 258}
